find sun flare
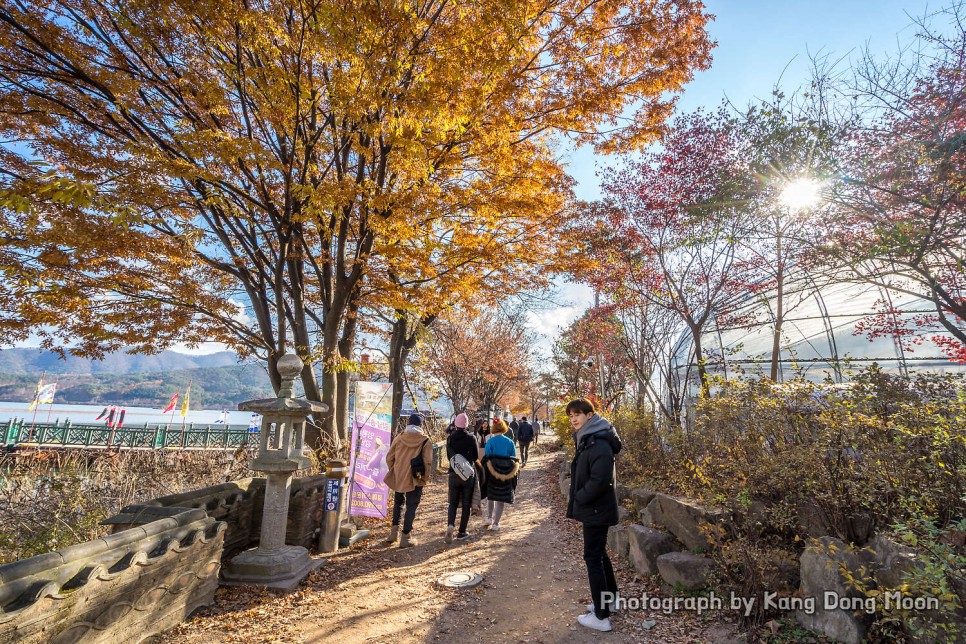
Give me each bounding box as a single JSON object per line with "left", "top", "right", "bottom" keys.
{"left": 779, "top": 178, "right": 824, "bottom": 210}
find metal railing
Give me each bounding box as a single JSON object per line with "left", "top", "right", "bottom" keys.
{"left": 1, "top": 418, "right": 259, "bottom": 450}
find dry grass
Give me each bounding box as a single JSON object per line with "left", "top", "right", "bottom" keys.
{"left": 0, "top": 448, "right": 254, "bottom": 564}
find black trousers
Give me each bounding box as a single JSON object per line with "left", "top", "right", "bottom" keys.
{"left": 447, "top": 471, "right": 475, "bottom": 534}
{"left": 391, "top": 487, "right": 423, "bottom": 534}
{"left": 583, "top": 523, "right": 619, "bottom": 619}
{"left": 519, "top": 440, "right": 532, "bottom": 464}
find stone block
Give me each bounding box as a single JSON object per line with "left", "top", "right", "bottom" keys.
{"left": 629, "top": 488, "right": 656, "bottom": 510}
{"left": 795, "top": 499, "right": 874, "bottom": 544}
{"left": 795, "top": 536, "right": 875, "bottom": 644}
{"left": 617, "top": 506, "right": 631, "bottom": 523}
{"left": 868, "top": 534, "right": 966, "bottom": 644}
{"left": 644, "top": 493, "right": 727, "bottom": 552}
{"left": 607, "top": 525, "right": 629, "bottom": 559}
{"left": 656, "top": 551, "right": 713, "bottom": 590}
{"left": 627, "top": 525, "right": 677, "bottom": 576}
{"left": 616, "top": 483, "right": 631, "bottom": 502}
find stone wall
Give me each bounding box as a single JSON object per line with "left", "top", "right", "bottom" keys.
{"left": 0, "top": 507, "right": 223, "bottom": 644}
{"left": 107, "top": 479, "right": 263, "bottom": 558}
{"left": 107, "top": 474, "right": 328, "bottom": 556}
{"left": 284, "top": 475, "right": 328, "bottom": 549}
{"left": 587, "top": 476, "right": 964, "bottom": 644}
{"left": 1, "top": 472, "right": 333, "bottom": 643}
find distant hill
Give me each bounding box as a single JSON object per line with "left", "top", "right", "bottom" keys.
{"left": 0, "top": 348, "right": 240, "bottom": 375}
{"left": 0, "top": 349, "right": 278, "bottom": 408}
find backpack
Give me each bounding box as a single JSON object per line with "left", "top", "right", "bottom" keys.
{"left": 410, "top": 437, "right": 430, "bottom": 484}
{"left": 450, "top": 453, "right": 475, "bottom": 481}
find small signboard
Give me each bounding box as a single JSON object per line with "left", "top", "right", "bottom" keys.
{"left": 325, "top": 477, "right": 340, "bottom": 511}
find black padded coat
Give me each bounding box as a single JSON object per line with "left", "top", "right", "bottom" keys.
{"left": 566, "top": 425, "right": 622, "bottom": 526}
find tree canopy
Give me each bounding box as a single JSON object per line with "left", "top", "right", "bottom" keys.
{"left": 0, "top": 0, "right": 713, "bottom": 446}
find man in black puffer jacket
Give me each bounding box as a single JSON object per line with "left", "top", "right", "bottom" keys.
{"left": 566, "top": 398, "right": 622, "bottom": 633}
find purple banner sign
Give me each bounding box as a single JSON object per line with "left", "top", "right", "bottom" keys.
{"left": 348, "top": 382, "right": 393, "bottom": 518}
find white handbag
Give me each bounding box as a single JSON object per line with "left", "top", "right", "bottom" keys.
{"left": 450, "top": 453, "right": 475, "bottom": 481}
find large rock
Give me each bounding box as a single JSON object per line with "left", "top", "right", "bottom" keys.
{"left": 607, "top": 524, "right": 630, "bottom": 559}
{"left": 644, "top": 493, "right": 727, "bottom": 552}
{"left": 629, "top": 488, "right": 656, "bottom": 510}
{"left": 627, "top": 525, "right": 677, "bottom": 576}
{"left": 656, "top": 551, "right": 713, "bottom": 590}
{"left": 868, "top": 534, "right": 919, "bottom": 589}
{"left": 558, "top": 459, "right": 571, "bottom": 500}
{"left": 868, "top": 534, "right": 966, "bottom": 644}
{"left": 796, "top": 536, "right": 875, "bottom": 644}
{"left": 796, "top": 499, "right": 874, "bottom": 544}
{"left": 616, "top": 483, "right": 631, "bottom": 502}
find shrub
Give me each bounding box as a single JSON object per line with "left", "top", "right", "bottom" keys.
{"left": 0, "top": 448, "right": 253, "bottom": 564}
{"left": 615, "top": 365, "right": 965, "bottom": 628}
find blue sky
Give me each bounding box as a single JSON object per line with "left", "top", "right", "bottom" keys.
{"left": 566, "top": 0, "right": 927, "bottom": 203}
{"left": 532, "top": 0, "right": 931, "bottom": 349}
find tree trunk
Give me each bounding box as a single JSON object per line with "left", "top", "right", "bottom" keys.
{"left": 770, "top": 226, "right": 785, "bottom": 382}
{"left": 266, "top": 351, "right": 282, "bottom": 393}
{"left": 770, "top": 270, "right": 785, "bottom": 382}
{"left": 388, "top": 313, "right": 408, "bottom": 435}
{"left": 334, "top": 300, "right": 360, "bottom": 442}
{"left": 319, "top": 364, "right": 340, "bottom": 446}
{"left": 300, "top": 363, "right": 325, "bottom": 449}
{"left": 336, "top": 369, "right": 350, "bottom": 442}
{"left": 691, "top": 324, "right": 709, "bottom": 398}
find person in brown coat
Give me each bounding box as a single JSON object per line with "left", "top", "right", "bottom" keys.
{"left": 382, "top": 413, "right": 434, "bottom": 548}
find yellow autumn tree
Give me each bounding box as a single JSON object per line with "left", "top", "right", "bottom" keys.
{"left": 0, "top": 0, "right": 712, "bottom": 447}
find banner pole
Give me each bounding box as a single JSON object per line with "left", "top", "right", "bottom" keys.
{"left": 180, "top": 381, "right": 192, "bottom": 448}
{"left": 44, "top": 380, "right": 57, "bottom": 425}
{"left": 26, "top": 370, "right": 45, "bottom": 444}
{"left": 342, "top": 381, "right": 359, "bottom": 528}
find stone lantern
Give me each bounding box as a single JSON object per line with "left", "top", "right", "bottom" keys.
{"left": 221, "top": 353, "right": 328, "bottom": 591}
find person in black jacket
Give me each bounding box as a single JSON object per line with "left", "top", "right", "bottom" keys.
{"left": 566, "top": 398, "right": 622, "bottom": 633}
{"left": 516, "top": 416, "right": 535, "bottom": 465}
{"left": 445, "top": 412, "right": 478, "bottom": 542}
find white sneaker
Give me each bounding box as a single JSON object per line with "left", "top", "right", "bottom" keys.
{"left": 490, "top": 524, "right": 501, "bottom": 531}
{"left": 577, "top": 612, "right": 612, "bottom": 632}
{"left": 483, "top": 517, "right": 493, "bottom": 526}
{"left": 444, "top": 526, "right": 454, "bottom": 544}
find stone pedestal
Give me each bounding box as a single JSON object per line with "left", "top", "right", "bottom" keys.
{"left": 221, "top": 545, "right": 323, "bottom": 592}
{"left": 220, "top": 353, "right": 328, "bottom": 592}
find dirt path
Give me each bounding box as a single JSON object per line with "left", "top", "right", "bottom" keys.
{"left": 164, "top": 439, "right": 744, "bottom": 643}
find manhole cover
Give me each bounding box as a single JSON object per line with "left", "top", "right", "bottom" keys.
{"left": 436, "top": 571, "right": 484, "bottom": 589}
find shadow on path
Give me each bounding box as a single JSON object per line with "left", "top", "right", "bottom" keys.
{"left": 163, "top": 439, "right": 743, "bottom": 643}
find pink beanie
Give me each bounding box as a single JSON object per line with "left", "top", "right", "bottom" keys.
{"left": 454, "top": 413, "right": 469, "bottom": 429}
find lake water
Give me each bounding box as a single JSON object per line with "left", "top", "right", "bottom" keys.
{"left": 0, "top": 402, "right": 257, "bottom": 427}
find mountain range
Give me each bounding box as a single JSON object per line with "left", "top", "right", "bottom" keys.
{"left": 0, "top": 348, "right": 276, "bottom": 409}
{"left": 0, "top": 348, "right": 241, "bottom": 375}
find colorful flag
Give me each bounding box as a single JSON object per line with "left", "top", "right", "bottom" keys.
{"left": 95, "top": 406, "right": 109, "bottom": 420}
{"left": 28, "top": 382, "right": 57, "bottom": 412}
{"left": 115, "top": 409, "right": 126, "bottom": 429}
{"left": 105, "top": 405, "right": 116, "bottom": 426}
{"left": 162, "top": 392, "right": 179, "bottom": 413}
{"left": 248, "top": 413, "right": 260, "bottom": 432}
{"left": 181, "top": 383, "right": 191, "bottom": 417}
{"left": 214, "top": 409, "right": 228, "bottom": 424}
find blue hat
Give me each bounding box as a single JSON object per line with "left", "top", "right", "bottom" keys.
{"left": 408, "top": 413, "right": 423, "bottom": 427}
